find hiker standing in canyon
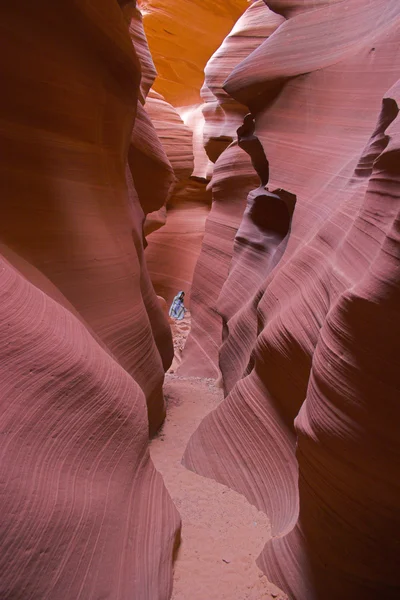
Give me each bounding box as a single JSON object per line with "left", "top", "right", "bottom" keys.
{"left": 169, "top": 291, "right": 186, "bottom": 320}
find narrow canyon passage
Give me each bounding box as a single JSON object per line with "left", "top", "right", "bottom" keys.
{"left": 152, "top": 317, "right": 286, "bottom": 598}
{"left": 150, "top": 374, "right": 286, "bottom": 600}
{"left": 1, "top": 1, "right": 399, "bottom": 600}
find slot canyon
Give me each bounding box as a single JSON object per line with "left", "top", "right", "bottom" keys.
{"left": 1, "top": 0, "right": 400, "bottom": 598}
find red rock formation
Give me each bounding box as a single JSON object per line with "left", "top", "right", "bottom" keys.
{"left": 125, "top": 2, "right": 157, "bottom": 101}
{"left": 0, "top": 249, "right": 180, "bottom": 599}
{"left": 180, "top": 104, "right": 214, "bottom": 181}
{"left": 137, "top": 0, "right": 250, "bottom": 105}
{"left": 136, "top": 2, "right": 256, "bottom": 309}
{"left": 145, "top": 91, "right": 194, "bottom": 184}
{"left": 143, "top": 91, "right": 211, "bottom": 306}
{"left": 202, "top": 0, "right": 284, "bottom": 158}
{"left": 179, "top": 0, "right": 283, "bottom": 376}
{"left": 129, "top": 100, "right": 176, "bottom": 217}
{"left": 125, "top": 4, "right": 211, "bottom": 310}
{"left": 259, "top": 82, "right": 400, "bottom": 600}
{"left": 0, "top": 0, "right": 179, "bottom": 597}
{"left": 182, "top": 1, "right": 400, "bottom": 598}
{"left": 126, "top": 6, "right": 176, "bottom": 223}
{"left": 178, "top": 145, "right": 258, "bottom": 377}
{"left": 145, "top": 194, "right": 211, "bottom": 307}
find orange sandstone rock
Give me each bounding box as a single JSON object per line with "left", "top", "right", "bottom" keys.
{"left": 138, "top": 0, "right": 250, "bottom": 105}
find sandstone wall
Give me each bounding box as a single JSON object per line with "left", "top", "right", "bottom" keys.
{"left": 0, "top": 1, "right": 179, "bottom": 597}
{"left": 137, "top": 0, "right": 250, "bottom": 105}
{"left": 144, "top": 92, "right": 211, "bottom": 306}
{"left": 138, "top": 0, "right": 253, "bottom": 307}
{"left": 181, "top": 1, "right": 400, "bottom": 598}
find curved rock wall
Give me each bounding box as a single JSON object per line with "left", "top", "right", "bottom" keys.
{"left": 179, "top": 0, "right": 284, "bottom": 376}
{"left": 182, "top": 1, "right": 400, "bottom": 598}
{"left": 0, "top": 1, "right": 179, "bottom": 597}
{"left": 144, "top": 92, "right": 211, "bottom": 306}
{"left": 134, "top": 1, "right": 264, "bottom": 309}
{"left": 138, "top": 0, "right": 256, "bottom": 308}
{"left": 126, "top": 6, "right": 176, "bottom": 225}
{"left": 137, "top": 0, "right": 250, "bottom": 105}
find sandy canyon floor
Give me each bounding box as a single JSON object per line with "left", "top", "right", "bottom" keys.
{"left": 150, "top": 316, "right": 287, "bottom": 600}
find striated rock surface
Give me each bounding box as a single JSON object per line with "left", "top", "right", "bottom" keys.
{"left": 0, "top": 250, "right": 180, "bottom": 599}
{"left": 144, "top": 91, "right": 211, "bottom": 306}
{"left": 126, "top": 7, "right": 176, "bottom": 223}
{"left": 179, "top": 0, "right": 283, "bottom": 376}
{"left": 182, "top": 1, "right": 400, "bottom": 599}
{"left": 0, "top": 0, "right": 179, "bottom": 597}
{"left": 145, "top": 91, "right": 194, "bottom": 182}
{"left": 202, "top": 1, "right": 284, "bottom": 158}
{"left": 137, "top": 0, "right": 250, "bottom": 105}
{"left": 145, "top": 195, "right": 211, "bottom": 307}
{"left": 138, "top": 1, "right": 259, "bottom": 307}
{"left": 125, "top": 2, "right": 157, "bottom": 101}
{"left": 129, "top": 100, "right": 175, "bottom": 217}
{"left": 178, "top": 144, "right": 258, "bottom": 377}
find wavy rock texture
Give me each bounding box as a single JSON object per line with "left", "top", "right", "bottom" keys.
{"left": 145, "top": 91, "right": 194, "bottom": 183}
{"left": 126, "top": 7, "right": 176, "bottom": 221}
{"left": 138, "top": 0, "right": 256, "bottom": 307}
{"left": 145, "top": 194, "right": 211, "bottom": 306}
{"left": 125, "top": 2, "right": 157, "bottom": 101}
{"left": 138, "top": 1, "right": 258, "bottom": 307}
{"left": 137, "top": 0, "right": 250, "bottom": 105}
{"left": 144, "top": 92, "right": 211, "bottom": 305}
{"left": 178, "top": 145, "right": 258, "bottom": 377}
{"left": 182, "top": 1, "right": 400, "bottom": 598}
{"left": 178, "top": 1, "right": 284, "bottom": 376}
{"left": 0, "top": 1, "right": 179, "bottom": 597}
{"left": 130, "top": 100, "right": 175, "bottom": 217}
{"left": 202, "top": 1, "right": 285, "bottom": 158}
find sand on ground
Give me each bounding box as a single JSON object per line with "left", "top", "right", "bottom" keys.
{"left": 150, "top": 372, "right": 287, "bottom": 600}
{"left": 168, "top": 310, "right": 191, "bottom": 374}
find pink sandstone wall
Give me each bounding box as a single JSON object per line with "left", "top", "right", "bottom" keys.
{"left": 181, "top": 1, "right": 400, "bottom": 598}
{"left": 0, "top": 1, "right": 179, "bottom": 597}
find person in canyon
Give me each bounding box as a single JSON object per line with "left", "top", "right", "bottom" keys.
{"left": 169, "top": 290, "right": 186, "bottom": 320}
{"left": 237, "top": 113, "right": 270, "bottom": 187}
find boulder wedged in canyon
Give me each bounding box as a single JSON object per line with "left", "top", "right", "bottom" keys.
{"left": 182, "top": 1, "right": 400, "bottom": 598}
{"left": 0, "top": 0, "right": 179, "bottom": 597}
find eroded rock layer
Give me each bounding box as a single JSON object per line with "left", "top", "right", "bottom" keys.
{"left": 144, "top": 91, "right": 211, "bottom": 306}
{"left": 182, "top": 1, "right": 400, "bottom": 598}
{"left": 0, "top": 1, "right": 179, "bottom": 597}
{"left": 179, "top": 0, "right": 284, "bottom": 376}
{"left": 137, "top": 0, "right": 258, "bottom": 308}
{"left": 137, "top": 0, "right": 250, "bottom": 105}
